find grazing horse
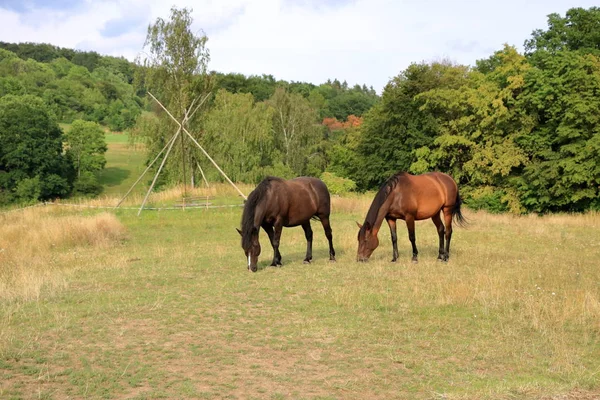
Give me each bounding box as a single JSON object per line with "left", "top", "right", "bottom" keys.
{"left": 357, "top": 172, "right": 466, "bottom": 263}
{"left": 237, "top": 176, "right": 336, "bottom": 272}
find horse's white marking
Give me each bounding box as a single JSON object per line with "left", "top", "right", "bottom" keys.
{"left": 248, "top": 254, "right": 251, "bottom": 268}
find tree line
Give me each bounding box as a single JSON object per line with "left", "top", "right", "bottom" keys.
{"left": 0, "top": 17, "right": 378, "bottom": 205}
{"left": 136, "top": 6, "right": 598, "bottom": 213}
{"left": 345, "top": 7, "right": 599, "bottom": 213}
{"left": 1, "top": 6, "right": 598, "bottom": 213}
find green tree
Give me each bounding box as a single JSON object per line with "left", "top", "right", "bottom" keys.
{"left": 64, "top": 120, "right": 107, "bottom": 178}
{"left": 0, "top": 95, "right": 73, "bottom": 204}
{"left": 202, "top": 90, "right": 274, "bottom": 182}
{"left": 0, "top": 76, "right": 25, "bottom": 96}
{"left": 516, "top": 50, "right": 600, "bottom": 212}
{"left": 353, "top": 61, "right": 468, "bottom": 190}
{"left": 525, "top": 7, "right": 600, "bottom": 56}
{"left": 134, "top": 6, "right": 213, "bottom": 186}
{"left": 268, "top": 88, "right": 322, "bottom": 176}
{"left": 413, "top": 46, "right": 534, "bottom": 213}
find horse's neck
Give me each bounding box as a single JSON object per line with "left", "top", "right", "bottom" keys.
{"left": 369, "top": 196, "right": 391, "bottom": 237}
{"left": 252, "top": 196, "right": 268, "bottom": 228}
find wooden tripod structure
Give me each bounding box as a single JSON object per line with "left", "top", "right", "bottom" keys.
{"left": 116, "top": 92, "right": 247, "bottom": 216}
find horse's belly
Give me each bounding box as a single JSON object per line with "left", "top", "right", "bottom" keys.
{"left": 415, "top": 204, "right": 441, "bottom": 220}
{"left": 284, "top": 212, "right": 315, "bottom": 227}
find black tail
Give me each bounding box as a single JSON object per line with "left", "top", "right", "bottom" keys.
{"left": 452, "top": 192, "right": 468, "bottom": 227}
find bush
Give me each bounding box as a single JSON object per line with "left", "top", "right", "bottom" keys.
{"left": 320, "top": 172, "right": 357, "bottom": 195}
{"left": 73, "top": 171, "right": 103, "bottom": 196}
{"left": 466, "top": 186, "right": 508, "bottom": 213}
{"left": 14, "top": 177, "right": 42, "bottom": 204}
{"left": 255, "top": 163, "right": 295, "bottom": 182}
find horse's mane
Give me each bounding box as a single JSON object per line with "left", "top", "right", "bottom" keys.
{"left": 360, "top": 172, "right": 407, "bottom": 232}
{"left": 241, "top": 176, "right": 283, "bottom": 249}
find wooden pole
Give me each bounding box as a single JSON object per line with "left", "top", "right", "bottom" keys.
{"left": 115, "top": 132, "right": 179, "bottom": 208}
{"left": 120, "top": 92, "right": 212, "bottom": 213}
{"left": 148, "top": 92, "right": 247, "bottom": 200}
{"left": 196, "top": 161, "right": 210, "bottom": 188}
{"left": 184, "top": 131, "right": 247, "bottom": 200}
{"left": 138, "top": 129, "right": 181, "bottom": 216}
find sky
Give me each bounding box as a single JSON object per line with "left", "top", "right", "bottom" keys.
{"left": 0, "top": 0, "right": 597, "bottom": 92}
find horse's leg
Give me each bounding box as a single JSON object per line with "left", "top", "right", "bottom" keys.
{"left": 431, "top": 212, "right": 445, "bottom": 261}
{"left": 319, "top": 216, "right": 336, "bottom": 261}
{"left": 442, "top": 207, "right": 453, "bottom": 261}
{"left": 272, "top": 221, "right": 284, "bottom": 266}
{"left": 262, "top": 223, "right": 280, "bottom": 267}
{"left": 406, "top": 215, "right": 418, "bottom": 263}
{"left": 386, "top": 217, "right": 399, "bottom": 262}
{"left": 301, "top": 221, "right": 313, "bottom": 264}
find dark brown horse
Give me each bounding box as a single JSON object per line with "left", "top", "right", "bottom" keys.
{"left": 237, "top": 176, "right": 336, "bottom": 272}
{"left": 357, "top": 172, "right": 465, "bottom": 263}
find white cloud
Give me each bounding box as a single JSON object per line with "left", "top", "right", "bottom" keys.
{"left": 0, "top": 0, "right": 598, "bottom": 92}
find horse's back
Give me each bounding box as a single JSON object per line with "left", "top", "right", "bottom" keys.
{"left": 282, "top": 177, "right": 331, "bottom": 225}
{"left": 398, "top": 172, "right": 458, "bottom": 219}
{"left": 429, "top": 172, "right": 458, "bottom": 207}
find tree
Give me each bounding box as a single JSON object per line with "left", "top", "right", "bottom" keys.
{"left": 64, "top": 120, "right": 107, "bottom": 196}
{"left": 64, "top": 120, "right": 107, "bottom": 177}
{"left": 413, "top": 46, "right": 534, "bottom": 213}
{"left": 515, "top": 50, "right": 600, "bottom": 212}
{"left": 134, "top": 6, "right": 213, "bottom": 186}
{"left": 268, "top": 88, "right": 322, "bottom": 176}
{"left": 352, "top": 61, "right": 468, "bottom": 190}
{"left": 202, "top": 90, "right": 274, "bottom": 182}
{"left": 0, "top": 47, "right": 142, "bottom": 130}
{"left": 525, "top": 7, "right": 600, "bottom": 56}
{"left": 324, "top": 115, "right": 363, "bottom": 180}
{"left": 0, "top": 95, "right": 73, "bottom": 204}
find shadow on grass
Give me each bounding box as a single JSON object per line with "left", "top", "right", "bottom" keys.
{"left": 251, "top": 249, "right": 346, "bottom": 272}
{"left": 99, "top": 167, "right": 131, "bottom": 187}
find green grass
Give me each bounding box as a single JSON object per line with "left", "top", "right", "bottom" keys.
{"left": 98, "top": 132, "right": 147, "bottom": 197}
{"left": 1, "top": 203, "right": 599, "bottom": 399}
{"left": 59, "top": 123, "right": 147, "bottom": 197}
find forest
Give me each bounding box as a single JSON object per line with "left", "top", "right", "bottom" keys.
{"left": 0, "top": 6, "right": 598, "bottom": 213}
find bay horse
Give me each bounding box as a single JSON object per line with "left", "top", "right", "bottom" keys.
{"left": 237, "top": 176, "right": 336, "bottom": 272}
{"left": 357, "top": 172, "right": 466, "bottom": 263}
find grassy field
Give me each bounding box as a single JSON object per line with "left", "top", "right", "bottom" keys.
{"left": 98, "top": 133, "right": 147, "bottom": 197}
{"left": 1, "top": 194, "right": 599, "bottom": 399}
{"left": 1, "top": 137, "right": 599, "bottom": 399}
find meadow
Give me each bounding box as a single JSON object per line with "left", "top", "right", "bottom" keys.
{"left": 0, "top": 134, "right": 599, "bottom": 399}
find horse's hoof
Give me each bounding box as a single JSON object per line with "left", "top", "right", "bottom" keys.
{"left": 329, "top": 258, "right": 336, "bottom": 263}
{"left": 437, "top": 258, "right": 444, "bottom": 262}
{"left": 303, "top": 260, "right": 311, "bottom": 264}
{"left": 411, "top": 259, "right": 418, "bottom": 264}
{"left": 391, "top": 259, "right": 397, "bottom": 263}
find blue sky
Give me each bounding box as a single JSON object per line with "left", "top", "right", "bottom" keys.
{"left": 0, "top": 0, "right": 597, "bottom": 92}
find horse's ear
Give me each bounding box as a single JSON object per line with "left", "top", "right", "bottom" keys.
{"left": 236, "top": 228, "right": 242, "bottom": 236}
{"left": 356, "top": 221, "right": 363, "bottom": 229}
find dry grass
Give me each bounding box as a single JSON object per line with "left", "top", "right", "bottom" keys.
{"left": 331, "top": 191, "right": 375, "bottom": 215}
{"left": 0, "top": 208, "right": 126, "bottom": 301}
{"left": 52, "top": 182, "right": 253, "bottom": 208}
{"left": 1, "top": 195, "right": 599, "bottom": 398}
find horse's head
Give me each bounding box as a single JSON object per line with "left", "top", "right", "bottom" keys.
{"left": 356, "top": 221, "right": 378, "bottom": 262}
{"left": 237, "top": 227, "right": 261, "bottom": 272}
